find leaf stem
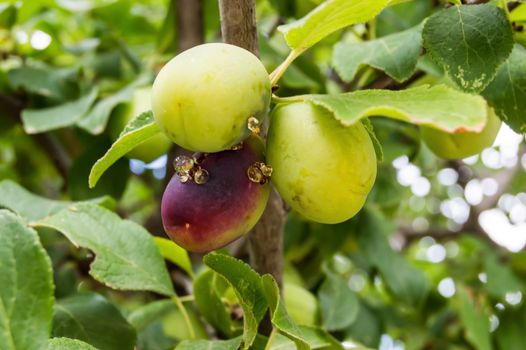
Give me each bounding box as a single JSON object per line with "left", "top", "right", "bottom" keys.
{"left": 172, "top": 296, "right": 196, "bottom": 339}
{"left": 269, "top": 49, "right": 302, "bottom": 86}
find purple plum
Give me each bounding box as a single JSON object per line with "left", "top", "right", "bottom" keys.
{"left": 161, "top": 136, "right": 270, "bottom": 252}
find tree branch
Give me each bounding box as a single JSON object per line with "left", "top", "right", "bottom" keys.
{"left": 219, "top": 0, "right": 285, "bottom": 289}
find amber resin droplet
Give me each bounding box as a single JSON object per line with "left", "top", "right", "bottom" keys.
{"left": 194, "top": 168, "right": 209, "bottom": 184}
{"left": 247, "top": 116, "right": 261, "bottom": 134}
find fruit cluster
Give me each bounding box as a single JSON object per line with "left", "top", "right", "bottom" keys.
{"left": 142, "top": 43, "right": 500, "bottom": 252}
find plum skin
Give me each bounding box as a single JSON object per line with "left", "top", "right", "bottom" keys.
{"left": 421, "top": 107, "right": 502, "bottom": 160}
{"left": 110, "top": 87, "right": 172, "bottom": 163}
{"left": 267, "top": 102, "right": 377, "bottom": 224}
{"left": 152, "top": 43, "right": 271, "bottom": 153}
{"left": 161, "top": 136, "right": 270, "bottom": 252}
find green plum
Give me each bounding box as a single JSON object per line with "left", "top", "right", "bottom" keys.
{"left": 110, "top": 87, "right": 172, "bottom": 163}
{"left": 152, "top": 43, "right": 271, "bottom": 153}
{"left": 267, "top": 102, "right": 377, "bottom": 224}
{"left": 421, "top": 107, "right": 502, "bottom": 160}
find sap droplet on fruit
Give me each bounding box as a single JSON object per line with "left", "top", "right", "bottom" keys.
{"left": 258, "top": 162, "right": 273, "bottom": 177}
{"left": 179, "top": 174, "right": 190, "bottom": 183}
{"left": 174, "top": 155, "right": 194, "bottom": 173}
{"left": 247, "top": 165, "right": 264, "bottom": 183}
{"left": 247, "top": 116, "right": 261, "bottom": 134}
{"left": 231, "top": 142, "right": 244, "bottom": 151}
{"left": 247, "top": 161, "right": 272, "bottom": 184}
{"left": 194, "top": 168, "right": 209, "bottom": 184}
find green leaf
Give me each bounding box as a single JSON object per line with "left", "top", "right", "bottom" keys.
{"left": 8, "top": 66, "right": 77, "bottom": 101}
{"left": 203, "top": 253, "right": 268, "bottom": 350}
{"left": 22, "top": 89, "right": 98, "bottom": 134}
{"left": 193, "top": 269, "right": 233, "bottom": 337}
{"left": 53, "top": 292, "right": 136, "bottom": 350}
{"left": 77, "top": 85, "right": 134, "bottom": 135}
{"left": 317, "top": 271, "right": 359, "bottom": 331}
{"left": 422, "top": 4, "right": 513, "bottom": 93}
{"left": 47, "top": 338, "right": 98, "bottom": 350}
{"left": 262, "top": 274, "right": 310, "bottom": 350}
{"left": 154, "top": 237, "right": 193, "bottom": 278}
{"left": 356, "top": 208, "right": 429, "bottom": 305}
{"left": 88, "top": 111, "right": 163, "bottom": 188}
{"left": 482, "top": 44, "right": 526, "bottom": 134}
{"left": 35, "top": 203, "right": 175, "bottom": 296}
{"left": 484, "top": 253, "right": 522, "bottom": 298}
{"left": 175, "top": 337, "right": 243, "bottom": 350}
{"left": 495, "top": 306, "right": 526, "bottom": 350}
{"left": 333, "top": 24, "right": 422, "bottom": 82}
{"left": 127, "top": 300, "right": 175, "bottom": 331}
{"left": 0, "top": 179, "right": 114, "bottom": 222}
{"left": 269, "top": 326, "right": 344, "bottom": 350}
{"left": 0, "top": 210, "right": 54, "bottom": 350}
{"left": 456, "top": 286, "right": 491, "bottom": 350}
{"left": 278, "top": 0, "right": 390, "bottom": 52}
{"left": 297, "top": 85, "right": 487, "bottom": 132}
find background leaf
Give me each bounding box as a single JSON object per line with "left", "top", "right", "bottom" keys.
{"left": 0, "top": 179, "right": 114, "bottom": 221}
{"left": 35, "top": 203, "right": 174, "bottom": 296}
{"left": 47, "top": 338, "right": 98, "bottom": 350}
{"left": 262, "top": 274, "right": 310, "bottom": 350}
{"left": 0, "top": 210, "right": 54, "bottom": 350}
{"left": 22, "top": 89, "right": 98, "bottom": 134}
{"left": 204, "top": 253, "right": 268, "bottom": 350}
{"left": 333, "top": 24, "right": 422, "bottom": 82}
{"left": 456, "top": 286, "right": 491, "bottom": 350}
{"left": 193, "top": 269, "right": 233, "bottom": 337}
{"left": 154, "top": 237, "right": 193, "bottom": 278}
{"left": 175, "top": 337, "right": 242, "bottom": 350}
{"left": 52, "top": 292, "right": 136, "bottom": 350}
{"left": 423, "top": 4, "right": 513, "bottom": 92}
{"left": 317, "top": 271, "right": 359, "bottom": 331}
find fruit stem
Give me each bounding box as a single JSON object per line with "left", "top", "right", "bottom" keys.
{"left": 171, "top": 295, "right": 196, "bottom": 339}
{"left": 271, "top": 94, "right": 306, "bottom": 104}
{"left": 269, "top": 49, "right": 302, "bottom": 86}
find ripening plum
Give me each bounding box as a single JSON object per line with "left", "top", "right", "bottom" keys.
{"left": 267, "top": 102, "right": 377, "bottom": 224}
{"left": 421, "top": 107, "right": 502, "bottom": 160}
{"left": 110, "top": 87, "right": 172, "bottom": 163}
{"left": 161, "top": 136, "right": 270, "bottom": 252}
{"left": 152, "top": 43, "right": 271, "bottom": 153}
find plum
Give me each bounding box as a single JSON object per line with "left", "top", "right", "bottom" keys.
{"left": 267, "top": 102, "right": 377, "bottom": 224}
{"left": 152, "top": 43, "right": 271, "bottom": 153}
{"left": 109, "top": 87, "right": 172, "bottom": 163}
{"left": 161, "top": 136, "right": 270, "bottom": 252}
{"left": 421, "top": 107, "right": 502, "bottom": 160}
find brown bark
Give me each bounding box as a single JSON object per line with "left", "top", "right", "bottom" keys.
{"left": 219, "top": 0, "right": 259, "bottom": 56}
{"left": 219, "top": 0, "right": 285, "bottom": 290}
{"left": 176, "top": 0, "right": 204, "bottom": 52}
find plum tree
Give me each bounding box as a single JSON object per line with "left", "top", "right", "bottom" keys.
{"left": 267, "top": 102, "right": 377, "bottom": 224}
{"left": 110, "top": 87, "right": 172, "bottom": 163}
{"left": 152, "top": 43, "right": 271, "bottom": 153}
{"left": 161, "top": 136, "right": 270, "bottom": 252}
{"left": 421, "top": 107, "right": 502, "bottom": 160}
